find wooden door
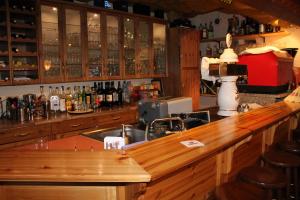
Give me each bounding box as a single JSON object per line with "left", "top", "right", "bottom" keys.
{"left": 180, "top": 29, "right": 200, "bottom": 110}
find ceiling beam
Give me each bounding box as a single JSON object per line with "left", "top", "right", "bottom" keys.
{"left": 236, "top": 0, "right": 300, "bottom": 26}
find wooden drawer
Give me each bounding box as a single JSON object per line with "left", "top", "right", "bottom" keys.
{"left": 95, "top": 110, "right": 137, "bottom": 129}
{"left": 0, "top": 124, "right": 51, "bottom": 145}
{"left": 52, "top": 117, "right": 96, "bottom": 134}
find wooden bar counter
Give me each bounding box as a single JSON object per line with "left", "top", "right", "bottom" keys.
{"left": 0, "top": 101, "right": 300, "bottom": 200}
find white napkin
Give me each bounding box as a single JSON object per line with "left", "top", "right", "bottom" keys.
{"left": 104, "top": 137, "right": 125, "bottom": 150}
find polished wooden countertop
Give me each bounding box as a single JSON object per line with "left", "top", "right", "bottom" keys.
{"left": 0, "top": 101, "right": 299, "bottom": 183}
{"left": 0, "top": 105, "right": 137, "bottom": 130}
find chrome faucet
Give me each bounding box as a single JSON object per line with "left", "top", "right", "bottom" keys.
{"left": 150, "top": 117, "right": 185, "bottom": 132}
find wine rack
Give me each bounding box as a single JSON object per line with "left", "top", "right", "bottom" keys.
{"left": 0, "top": 0, "right": 39, "bottom": 85}
{"left": 0, "top": 0, "right": 9, "bottom": 84}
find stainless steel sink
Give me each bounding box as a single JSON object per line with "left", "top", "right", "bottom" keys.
{"left": 82, "top": 127, "right": 147, "bottom": 147}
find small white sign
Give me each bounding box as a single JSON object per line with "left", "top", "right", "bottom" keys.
{"left": 180, "top": 140, "right": 205, "bottom": 148}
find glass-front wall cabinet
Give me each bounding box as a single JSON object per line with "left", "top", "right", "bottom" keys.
{"left": 87, "top": 12, "right": 102, "bottom": 79}
{"left": 153, "top": 23, "right": 166, "bottom": 76}
{"left": 65, "top": 9, "right": 83, "bottom": 80}
{"left": 123, "top": 17, "right": 135, "bottom": 77}
{"left": 106, "top": 15, "right": 120, "bottom": 77}
{"left": 138, "top": 20, "right": 150, "bottom": 76}
{"left": 41, "top": 5, "right": 61, "bottom": 82}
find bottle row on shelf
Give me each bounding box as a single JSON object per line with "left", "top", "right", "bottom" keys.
{"left": 2, "top": 80, "right": 161, "bottom": 121}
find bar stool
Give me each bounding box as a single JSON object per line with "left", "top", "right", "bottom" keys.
{"left": 280, "top": 141, "right": 300, "bottom": 155}
{"left": 262, "top": 150, "right": 300, "bottom": 200}
{"left": 239, "top": 165, "right": 286, "bottom": 200}
{"left": 216, "top": 180, "right": 272, "bottom": 200}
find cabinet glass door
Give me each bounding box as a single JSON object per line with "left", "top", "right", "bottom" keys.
{"left": 106, "top": 15, "right": 120, "bottom": 77}
{"left": 41, "top": 5, "right": 61, "bottom": 82}
{"left": 65, "top": 9, "right": 82, "bottom": 80}
{"left": 87, "top": 12, "right": 101, "bottom": 79}
{"left": 138, "top": 21, "right": 150, "bottom": 75}
{"left": 153, "top": 23, "right": 166, "bottom": 76}
{"left": 123, "top": 17, "right": 135, "bottom": 76}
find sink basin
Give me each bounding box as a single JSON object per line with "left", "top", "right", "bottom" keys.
{"left": 82, "top": 127, "right": 146, "bottom": 147}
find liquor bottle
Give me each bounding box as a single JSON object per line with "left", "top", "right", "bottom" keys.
{"left": 91, "top": 86, "right": 97, "bottom": 109}
{"left": 81, "top": 86, "right": 86, "bottom": 110}
{"left": 50, "top": 86, "right": 60, "bottom": 113}
{"left": 105, "top": 82, "right": 113, "bottom": 107}
{"left": 78, "top": 86, "right": 83, "bottom": 110}
{"left": 72, "top": 86, "right": 79, "bottom": 111}
{"left": 98, "top": 82, "right": 105, "bottom": 108}
{"left": 208, "top": 22, "right": 214, "bottom": 39}
{"left": 85, "top": 86, "right": 92, "bottom": 109}
{"left": 38, "top": 86, "right": 47, "bottom": 117}
{"left": 59, "top": 86, "right": 66, "bottom": 112}
{"left": 111, "top": 81, "right": 118, "bottom": 106}
{"left": 202, "top": 23, "right": 208, "bottom": 39}
{"left": 117, "top": 81, "right": 123, "bottom": 106}
{"left": 65, "top": 87, "right": 72, "bottom": 111}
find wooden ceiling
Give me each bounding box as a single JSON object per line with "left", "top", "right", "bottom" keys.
{"left": 122, "top": 0, "right": 300, "bottom": 27}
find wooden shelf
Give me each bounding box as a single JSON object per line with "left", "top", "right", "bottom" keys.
{"left": 201, "top": 31, "right": 289, "bottom": 43}
{"left": 9, "top": 9, "right": 36, "bottom": 16}
{"left": 0, "top": 37, "right": 7, "bottom": 41}
{"left": 0, "top": 52, "right": 8, "bottom": 56}
{"left": 11, "top": 38, "right": 36, "bottom": 43}
{"left": 11, "top": 23, "right": 36, "bottom": 29}
{"left": 12, "top": 52, "right": 37, "bottom": 57}
{"left": 201, "top": 37, "right": 225, "bottom": 43}
{"left": 0, "top": 68, "right": 9, "bottom": 71}
{"left": 233, "top": 31, "right": 289, "bottom": 40}
{"left": 13, "top": 67, "right": 38, "bottom": 71}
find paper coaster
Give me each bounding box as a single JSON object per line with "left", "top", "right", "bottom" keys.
{"left": 180, "top": 140, "right": 205, "bottom": 148}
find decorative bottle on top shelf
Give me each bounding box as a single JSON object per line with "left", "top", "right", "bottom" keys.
{"left": 202, "top": 23, "right": 208, "bottom": 39}
{"left": 208, "top": 22, "right": 214, "bottom": 39}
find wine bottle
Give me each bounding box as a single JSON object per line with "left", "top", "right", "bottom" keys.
{"left": 111, "top": 81, "right": 118, "bottom": 106}
{"left": 12, "top": 47, "right": 19, "bottom": 53}
{"left": 11, "top": 18, "right": 17, "bottom": 24}
{"left": 117, "top": 81, "right": 123, "bottom": 106}
{"left": 11, "top": 33, "right": 20, "bottom": 38}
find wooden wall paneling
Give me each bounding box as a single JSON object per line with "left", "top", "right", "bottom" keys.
{"left": 143, "top": 156, "right": 217, "bottom": 200}
{"left": 181, "top": 68, "right": 200, "bottom": 110}
{"left": 162, "top": 28, "right": 181, "bottom": 97}
{"left": 163, "top": 28, "right": 200, "bottom": 110}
